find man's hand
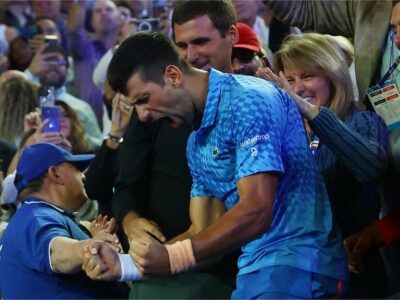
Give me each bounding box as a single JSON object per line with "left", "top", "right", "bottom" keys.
{"left": 89, "top": 215, "right": 121, "bottom": 252}
{"left": 129, "top": 235, "right": 170, "bottom": 276}
{"left": 343, "top": 224, "right": 384, "bottom": 274}
{"left": 28, "top": 43, "right": 58, "bottom": 77}
{"left": 82, "top": 240, "right": 122, "bottom": 281}
{"left": 123, "top": 213, "right": 166, "bottom": 243}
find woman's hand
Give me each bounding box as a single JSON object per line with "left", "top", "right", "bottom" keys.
{"left": 32, "top": 119, "right": 72, "bottom": 152}
{"left": 257, "top": 67, "right": 320, "bottom": 120}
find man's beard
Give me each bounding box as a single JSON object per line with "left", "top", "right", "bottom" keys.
{"left": 41, "top": 75, "right": 65, "bottom": 89}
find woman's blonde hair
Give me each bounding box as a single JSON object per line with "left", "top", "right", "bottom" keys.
{"left": 55, "top": 100, "right": 92, "bottom": 154}
{"left": 274, "top": 33, "right": 355, "bottom": 120}
{"left": 0, "top": 77, "right": 38, "bottom": 145}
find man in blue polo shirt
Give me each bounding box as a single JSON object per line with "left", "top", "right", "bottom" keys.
{"left": 0, "top": 143, "right": 128, "bottom": 299}
{"left": 83, "top": 32, "right": 348, "bottom": 298}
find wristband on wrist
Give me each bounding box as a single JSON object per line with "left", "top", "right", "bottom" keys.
{"left": 165, "top": 239, "right": 196, "bottom": 274}
{"left": 106, "top": 134, "right": 124, "bottom": 144}
{"left": 117, "top": 253, "right": 143, "bottom": 281}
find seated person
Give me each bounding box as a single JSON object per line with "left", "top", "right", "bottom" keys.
{"left": 0, "top": 143, "right": 128, "bottom": 299}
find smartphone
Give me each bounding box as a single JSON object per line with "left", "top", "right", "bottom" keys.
{"left": 42, "top": 106, "right": 61, "bottom": 133}
{"left": 134, "top": 18, "right": 160, "bottom": 32}
{"left": 43, "top": 35, "right": 58, "bottom": 54}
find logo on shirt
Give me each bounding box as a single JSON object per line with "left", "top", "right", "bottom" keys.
{"left": 251, "top": 147, "right": 258, "bottom": 156}
{"left": 240, "top": 133, "right": 269, "bottom": 148}
{"left": 212, "top": 146, "right": 218, "bottom": 157}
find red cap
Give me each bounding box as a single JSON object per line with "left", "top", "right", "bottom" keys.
{"left": 234, "top": 22, "right": 260, "bottom": 52}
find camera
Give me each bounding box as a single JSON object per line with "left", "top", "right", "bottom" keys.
{"left": 134, "top": 18, "right": 160, "bottom": 32}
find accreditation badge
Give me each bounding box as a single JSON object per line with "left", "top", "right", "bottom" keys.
{"left": 367, "top": 81, "right": 400, "bottom": 131}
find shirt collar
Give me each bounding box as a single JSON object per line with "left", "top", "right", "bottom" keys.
{"left": 22, "top": 196, "right": 76, "bottom": 218}
{"left": 197, "top": 68, "right": 225, "bottom": 131}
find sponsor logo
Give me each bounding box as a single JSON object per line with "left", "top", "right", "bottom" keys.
{"left": 251, "top": 147, "right": 258, "bottom": 156}
{"left": 240, "top": 133, "right": 269, "bottom": 147}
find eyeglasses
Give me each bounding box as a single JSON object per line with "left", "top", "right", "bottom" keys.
{"left": 56, "top": 59, "right": 67, "bottom": 66}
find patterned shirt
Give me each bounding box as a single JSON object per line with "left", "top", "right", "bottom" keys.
{"left": 187, "top": 68, "right": 347, "bottom": 280}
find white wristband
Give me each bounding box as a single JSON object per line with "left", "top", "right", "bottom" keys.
{"left": 117, "top": 253, "right": 143, "bottom": 281}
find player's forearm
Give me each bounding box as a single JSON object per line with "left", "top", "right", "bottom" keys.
{"left": 50, "top": 237, "right": 88, "bottom": 274}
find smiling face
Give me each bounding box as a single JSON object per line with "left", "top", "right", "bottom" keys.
{"left": 173, "top": 14, "right": 237, "bottom": 72}
{"left": 284, "top": 66, "right": 331, "bottom": 107}
{"left": 126, "top": 70, "right": 194, "bottom": 128}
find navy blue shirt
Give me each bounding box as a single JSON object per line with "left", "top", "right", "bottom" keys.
{"left": 0, "top": 197, "right": 128, "bottom": 299}
{"left": 187, "top": 69, "right": 347, "bottom": 280}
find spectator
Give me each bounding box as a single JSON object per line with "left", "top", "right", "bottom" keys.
{"left": 0, "top": 143, "right": 129, "bottom": 299}
{"left": 28, "top": 47, "right": 103, "bottom": 149}
{"left": 232, "top": 22, "right": 268, "bottom": 76}
{"left": 67, "top": 0, "right": 123, "bottom": 127}
{"left": 0, "top": 75, "right": 38, "bottom": 146}
{"left": 7, "top": 36, "right": 33, "bottom": 71}
{"left": 259, "top": 32, "right": 389, "bottom": 298}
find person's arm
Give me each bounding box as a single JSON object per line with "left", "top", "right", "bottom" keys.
{"left": 129, "top": 172, "right": 278, "bottom": 276}
{"left": 309, "top": 108, "right": 388, "bottom": 181}
{"left": 268, "top": 0, "right": 355, "bottom": 37}
{"left": 167, "top": 196, "right": 226, "bottom": 244}
{"left": 259, "top": 69, "right": 388, "bottom": 181}
{"left": 343, "top": 208, "right": 400, "bottom": 273}
{"left": 112, "top": 112, "right": 162, "bottom": 239}
{"left": 67, "top": 0, "right": 86, "bottom": 33}
{"left": 85, "top": 94, "right": 132, "bottom": 200}
{"left": 50, "top": 237, "right": 90, "bottom": 273}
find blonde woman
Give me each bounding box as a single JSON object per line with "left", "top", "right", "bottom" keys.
{"left": 259, "top": 33, "right": 389, "bottom": 298}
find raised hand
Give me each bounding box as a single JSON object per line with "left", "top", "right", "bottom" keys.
{"left": 257, "top": 67, "right": 320, "bottom": 120}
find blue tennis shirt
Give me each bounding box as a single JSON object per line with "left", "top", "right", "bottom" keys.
{"left": 0, "top": 197, "right": 128, "bottom": 299}
{"left": 187, "top": 68, "right": 347, "bottom": 280}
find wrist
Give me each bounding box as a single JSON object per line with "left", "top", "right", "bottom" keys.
{"left": 117, "top": 253, "right": 142, "bottom": 281}
{"left": 165, "top": 239, "right": 196, "bottom": 274}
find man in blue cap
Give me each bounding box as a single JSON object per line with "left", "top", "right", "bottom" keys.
{"left": 0, "top": 143, "right": 128, "bottom": 299}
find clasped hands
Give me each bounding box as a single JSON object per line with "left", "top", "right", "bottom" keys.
{"left": 82, "top": 219, "right": 170, "bottom": 281}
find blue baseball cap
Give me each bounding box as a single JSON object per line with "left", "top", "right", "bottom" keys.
{"left": 14, "top": 143, "right": 95, "bottom": 192}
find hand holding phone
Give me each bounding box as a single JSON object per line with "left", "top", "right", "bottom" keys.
{"left": 41, "top": 106, "right": 61, "bottom": 133}
{"left": 43, "top": 35, "right": 58, "bottom": 54}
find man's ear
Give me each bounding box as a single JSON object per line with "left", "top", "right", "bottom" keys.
{"left": 164, "top": 65, "right": 182, "bottom": 87}
{"left": 226, "top": 25, "right": 239, "bottom": 47}
{"left": 47, "top": 165, "right": 64, "bottom": 185}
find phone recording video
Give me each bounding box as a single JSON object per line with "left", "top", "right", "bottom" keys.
{"left": 42, "top": 106, "right": 61, "bottom": 133}
{"left": 43, "top": 35, "right": 58, "bottom": 53}
{"left": 134, "top": 18, "right": 160, "bottom": 32}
